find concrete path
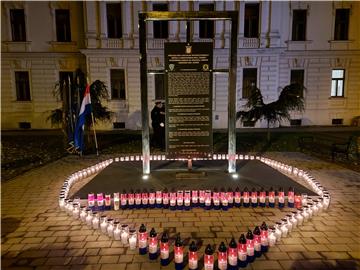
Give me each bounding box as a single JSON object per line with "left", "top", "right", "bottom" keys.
{"left": 1, "top": 152, "right": 359, "bottom": 270}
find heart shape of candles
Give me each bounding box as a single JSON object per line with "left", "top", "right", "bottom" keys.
{"left": 59, "top": 156, "right": 330, "bottom": 268}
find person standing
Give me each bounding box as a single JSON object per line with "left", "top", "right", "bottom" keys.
{"left": 151, "top": 101, "right": 165, "bottom": 150}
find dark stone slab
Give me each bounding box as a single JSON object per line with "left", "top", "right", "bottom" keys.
{"left": 72, "top": 160, "right": 316, "bottom": 199}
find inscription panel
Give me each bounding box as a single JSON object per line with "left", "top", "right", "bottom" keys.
{"left": 165, "top": 42, "right": 213, "bottom": 159}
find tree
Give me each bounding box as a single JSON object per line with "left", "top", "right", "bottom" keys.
{"left": 237, "top": 83, "right": 305, "bottom": 141}
{"left": 47, "top": 68, "right": 113, "bottom": 153}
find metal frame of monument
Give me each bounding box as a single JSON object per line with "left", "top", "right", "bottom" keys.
{"left": 139, "top": 11, "right": 238, "bottom": 176}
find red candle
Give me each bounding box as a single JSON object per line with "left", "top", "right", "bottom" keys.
{"left": 156, "top": 191, "right": 162, "bottom": 204}
{"left": 149, "top": 191, "right": 155, "bottom": 205}
{"left": 227, "top": 191, "right": 234, "bottom": 204}
{"left": 234, "top": 190, "right": 241, "bottom": 204}
{"left": 141, "top": 192, "right": 148, "bottom": 206}
{"left": 294, "top": 194, "right": 301, "bottom": 208}
{"left": 191, "top": 190, "right": 198, "bottom": 204}
{"left": 88, "top": 193, "right": 95, "bottom": 207}
{"left": 213, "top": 191, "right": 220, "bottom": 207}
{"left": 177, "top": 190, "right": 184, "bottom": 207}
{"left": 120, "top": 193, "right": 127, "bottom": 207}
{"left": 170, "top": 192, "right": 177, "bottom": 207}
{"left": 199, "top": 190, "right": 205, "bottom": 204}
{"left": 128, "top": 193, "right": 134, "bottom": 207}
{"left": 259, "top": 190, "right": 266, "bottom": 204}
{"left": 162, "top": 191, "right": 169, "bottom": 205}
{"left": 97, "top": 193, "right": 104, "bottom": 207}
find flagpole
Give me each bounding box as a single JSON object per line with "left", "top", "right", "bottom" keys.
{"left": 87, "top": 77, "right": 99, "bottom": 156}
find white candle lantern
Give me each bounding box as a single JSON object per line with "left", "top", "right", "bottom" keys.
{"left": 72, "top": 204, "right": 80, "bottom": 219}
{"left": 100, "top": 215, "right": 108, "bottom": 233}
{"left": 113, "top": 221, "right": 121, "bottom": 240}
{"left": 113, "top": 192, "right": 120, "bottom": 211}
{"left": 301, "top": 193, "right": 308, "bottom": 206}
{"left": 302, "top": 207, "right": 310, "bottom": 222}
{"left": 79, "top": 207, "right": 87, "bottom": 222}
{"left": 59, "top": 196, "right": 65, "bottom": 210}
{"left": 86, "top": 211, "right": 93, "bottom": 227}
{"left": 290, "top": 212, "right": 298, "bottom": 228}
{"left": 92, "top": 212, "right": 100, "bottom": 229}
{"left": 66, "top": 200, "right": 74, "bottom": 215}
{"left": 323, "top": 195, "right": 330, "bottom": 210}
{"left": 274, "top": 223, "right": 282, "bottom": 241}
{"left": 107, "top": 218, "right": 114, "bottom": 237}
{"left": 295, "top": 210, "right": 304, "bottom": 225}
{"left": 268, "top": 227, "right": 277, "bottom": 247}
{"left": 129, "top": 229, "right": 137, "bottom": 250}
{"left": 285, "top": 215, "right": 293, "bottom": 232}
{"left": 280, "top": 219, "right": 289, "bottom": 237}
{"left": 121, "top": 224, "right": 129, "bottom": 244}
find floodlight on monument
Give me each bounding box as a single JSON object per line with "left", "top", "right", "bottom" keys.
{"left": 231, "top": 173, "right": 239, "bottom": 179}
{"left": 142, "top": 174, "right": 149, "bottom": 180}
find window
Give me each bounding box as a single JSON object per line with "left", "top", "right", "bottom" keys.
{"left": 153, "top": 3, "right": 168, "bottom": 39}
{"left": 290, "top": 69, "right": 305, "bottom": 97}
{"left": 244, "top": 4, "right": 259, "bottom": 38}
{"left": 199, "top": 3, "right": 214, "bottom": 39}
{"left": 334, "top": 9, "right": 350, "bottom": 40}
{"left": 55, "top": 9, "right": 71, "bottom": 42}
{"left": 155, "top": 74, "right": 165, "bottom": 100}
{"left": 292, "top": 10, "right": 307, "bottom": 41}
{"left": 107, "top": 3, "right": 122, "bottom": 38}
{"left": 111, "top": 69, "right": 126, "bottom": 100}
{"left": 59, "top": 72, "right": 73, "bottom": 101}
{"left": 10, "top": 9, "right": 26, "bottom": 41}
{"left": 242, "top": 68, "right": 257, "bottom": 98}
{"left": 331, "top": 69, "right": 345, "bottom": 97}
{"left": 15, "top": 71, "right": 31, "bottom": 101}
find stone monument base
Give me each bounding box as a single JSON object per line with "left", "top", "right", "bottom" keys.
{"left": 175, "top": 171, "right": 207, "bottom": 179}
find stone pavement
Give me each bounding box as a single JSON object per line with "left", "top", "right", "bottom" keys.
{"left": 1, "top": 152, "right": 360, "bottom": 270}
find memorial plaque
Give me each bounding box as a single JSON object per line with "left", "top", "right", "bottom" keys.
{"left": 165, "top": 42, "right": 213, "bottom": 159}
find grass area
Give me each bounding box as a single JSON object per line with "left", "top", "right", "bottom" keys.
{"left": 2, "top": 129, "right": 359, "bottom": 181}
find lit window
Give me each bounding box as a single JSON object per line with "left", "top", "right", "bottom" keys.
{"left": 292, "top": 10, "right": 307, "bottom": 41}
{"left": 107, "top": 3, "right": 122, "bottom": 38}
{"left": 15, "top": 71, "right": 31, "bottom": 101}
{"left": 199, "top": 4, "right": 214, "bottom": 39}
{"left": 244, "top": 4, "right": 259, "bottom": 38}
{"left": 331, "top": 69, "right": 345, "bottom": 97}
{"left": 153, "top": 3, "right": 168, "bottom": 39}
{"left": 334, "top": 9, "right": 350, "bottom": 40}
{"left": 56, "top": 9, "right": 71, "bottom": 42}
{"left": 242, "top": 68, "right": 257, "bottom": 98}
{"left": 10, "top": 9, "right": 26, "bottom": 41}
{"left": 111, "top": 69, "right": 126, "bottom": 100}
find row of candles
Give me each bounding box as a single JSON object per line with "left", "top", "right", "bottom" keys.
{"left": 58, "top": 156, "right": 331, "bottom": 269}
{"left": 59, "top": 194, "right": 329, "bottom": 269}
{"left": 84, "top": 187, "right": 306, "bottom": 211}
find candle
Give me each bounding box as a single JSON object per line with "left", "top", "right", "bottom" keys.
{"left": 177, "top": 190, "right": 184, "bottom": 210}
{"left": 148, "top": 191, "right": 156, "bottom": 208}
{"left": 184, "top": 190, "right": 191, "bottom": 210}
{"left": 129, "top": 229, "right": 137, "bottom": 250}
{"left": 79, "top": 207, "right": 87, "bottom": 222}
{"left": 72, "top": 204, "right": 80, "bottom": 219}
{"left": 278, "top": 188, "right": 285, "bottom": 208}
{"left": 66, "top": 200, "right": 73, "bottom": 215}
{"left": 205, "top": 190, "right": 212, "bottom": 209}
{"left": 128, "top": 192, "right": 134, "bottom": 209}
{"left": 174, "top": 235, "right": 184, "bottom": 269}
{"left": 148, "top": 228, "right": 158, "bottom": 260}
{"left": 251, "top": 189, "right": 258, "bottom": 207}
{"left": 59, "top": 196, "right": 65, "bottom": 210}
{"left": 268, "top": 187, "right": 275, "bottom": 208}
{"left": 199, "top": 190, "right": 205, "bottom": 207}
{"left": 104, "top": 194, "right": 111, "bottom": 211}
{"left": 260, "top": 222, "right": 269, "bottom": 253}
{"left": 213, "top": 190, "right": 220, "bottom": 210}
{"left": 246, "top": 230, "right": 255, "bottom": 262}
{"left": 113, "top": 192, "right": 120, "bottom": 211}
{"left": 294, "top": 193, "right": 301, "bottom": 208}
{"left": 301, "top": 193, "right": 308, "bottom": 206}
{"left": 259, "top": 189, "right": 266, "bottom": 207}
{"left": 188, "top": 241, "right": 198, "bottom": 270}
{"left": 121, "top": 224, "right": 129, "bottom": 244}
{"left": 228, "top": 238, "right": 238, "bottom": 268}
{"left": 170, "top": 191, "right": 177, "bottom": 210}
{"left": 280, "top": 219, "right": 289, "bottom": 237}
{"left": 92, "top": 212, "right": 99, "bottom": 229}
{"left": 204, "top": 244, "right": 214, "bottom": 270}
{"left": 135, "top": 191, "right": 142, "bottom": 208}
{"left": 268, "top": 227, "right": 277, "bottom": 247}
{"left": 156, "top": 191, "right": 162, "bottom": 207}
{"left": 288, "top": 187, "right": 295, "bottom": 208}
{"left": 113, "top": 221, "right": 121, "bottom": 240}
{"left": 253, "top": 226, "right": 262, "bottom": 257}
{"left": 138, "top": 224, "right": 147, "bottom": 255}
{"left": 100, "top": 216, "right": 108, "bottom": 233}
{"left": 221, "top": 191, "right": 228, "bottom": 211}
{"left": 141, "top": 192, "right": 149, "bottom": 208}
{"left": 160, "top": 232, "right": 169, "bottom": 266}
{"left": 96, "top": 193, "right": 104, "bottom": 211}
{"left": 85, "top": 211, "right": 93, "bottom": 227}
{"left": 234, "top": 188, "right": 241, "bottom": 207}
{"left": 191, "top": 190, "right": 198, "bottom": 207}
{"left": 296, "top": 210, "right": 304, "bottom": 225}
{"left": 217, "top": 242, "right": 227, "bottom": 270}
{"left": 162, "top": 190, "right": 169, "bottom": 208}
{"left": 120, "top": 192, "right": 127, "bottom": 210}
{"left": 227, "top": 189, "right": 234, "bottom": 208}
{"left": 302, "top": 207, "right": 310, "bottom": 222}
{"left": 107, "top": 218, "right": 114, "bottom": 237}
{"left": 274, "top": 223, "right": 282, "bottom": 241}
{"left": 290, "top": 212, "right": 298, "bottom": 228}
{"left": 237, "top": 234, "right": 247, "bottom": 268}
{"left": 243, "top": 187, "right": 250, "bottom": 208}
{"left": 285, "top": 215, "right": 293, "bottom": 233}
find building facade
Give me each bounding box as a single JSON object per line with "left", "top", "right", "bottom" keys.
{"left": 2, "top": 1, "right": 360, "bottom": 130}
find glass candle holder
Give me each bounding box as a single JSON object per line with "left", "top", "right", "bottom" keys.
{"left": 205, "top": 190, "right": 212, "bottom": 209}
{"left": 177, "top": 190, "right": 184, "bottom": 208}
{"left": 113, "top": 192, "right": 120, "bottom": 211}
{"left": 170, "top": 192, "right": 177, "bottom": 209}
{"left": 141, "top": 192, "right": 148, "bottom": 208}
{"left": 290, "top": 212, "right": 298, "bottom": 228}
{"left": 92, "top": 212, "right": 99, "bottom": 229}
{"left": 162, "top": 191, "right": 169, "bottom": 207}
{"left": 79, "top": 206, "right": 87, "bottom": 222}
{"left": 149, "top": 191, "right": 156, "bottom": 208}
{"left": 213, "top": 191, "right": 220, "bottom": 209}
{"left": 97, "top": 193, "right": 104, "bottom": 210}
{"left": 105, "top": 194, "right": 112, "bottom": 210}
{"left": 128, "top": 193, "right": 135, "bottom": 208}
{"left": 129, "top": 229, "right": 137, "bottom": 250}
{"left": 121, "top": 224, "right": 129, "bottom": 244}
{"left": 280, "top": 219, "right": 289, "bottom": 237}
{"left": 107, "top": 218, "right": 114, "bottom": 237}
{"left": 285, "top": 215, "right": 293, "bottom": 232}
{"left": 311, "top": 200, "right": 319, "bottom": 215}
{"left": 59, "top": 196, "right": 65, "bottom": 210}
{"left": 156, "top": 191, "right": 162, "bottom": 206}
{"left": 199, "top": 190, "right": 205, "bottom": 205}
{"left": 113, "top": 221, "right": 121, "bottom": 240}
{"left": 268, "top": 227, "right": 277, "bottom": 247}
{"left": 73, "top": 196, "right": 81, "bottom": 207}
{"left": 191, "top": 190, "right": 198, "bottom": 205}
{"left": 323, "top": 195, "right": 330, "bottom": 210}
{"left": 295, "top": 210, "right": 304, "bottom": 225}
{"left": 86, "top": 210, "right": 93, "bottom": 227}
{"left": 227, "top": 190, "right": 234, "bottom": 206}
{"left": 184, "top": 190, "right": 191, "bottom": 209}
{"left": 302, "top": 207, "right": 310, "bottom": 222}
{"left": 301, "top": 193, "right": 308, "bottom": 206}
{"left": 66, "top": 200, "right": 73, "bottom": 215}
{"left": 72, "top": 204, "right": 80, "bottom": 219}
{"left": 274, "top": 223, "right": 282, "bottom": 241}
{"left": 100, "top": 215, "right": 108, "bottom": 234}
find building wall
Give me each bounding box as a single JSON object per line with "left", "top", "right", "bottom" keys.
{"left": 1, "top": 1, "right": 360, "bottom": 130}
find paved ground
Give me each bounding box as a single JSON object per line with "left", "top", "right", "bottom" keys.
{"left": 1, "top": 152, "right": 360, "bottom": 270}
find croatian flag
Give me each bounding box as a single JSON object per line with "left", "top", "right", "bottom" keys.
{"left": 74, "top": 84, "right": 92, "bottom": 151}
